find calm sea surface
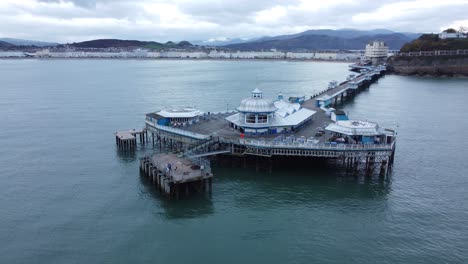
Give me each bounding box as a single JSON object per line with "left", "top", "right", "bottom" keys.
{"left": 0, "top": 59, "right": 467, "bottom": 264}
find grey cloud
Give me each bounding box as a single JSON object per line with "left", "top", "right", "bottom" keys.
{"left": 2, "top": 0, "right": 468, "bottom": 43}
{"left": 178, "top": 0, "right": 301, "bottom": 24}
{"left": 38, "top": 0, "right": 98, "bottom": 8}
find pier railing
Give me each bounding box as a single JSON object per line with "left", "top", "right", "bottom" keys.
{"left": 396, "top": 49, "right": 468, "bottom": 57}
{"left": 237, "top": 138, "right": 395, "bottom": 151}
{"left": 145, "top": 121, "right": 210, "bottom": 140}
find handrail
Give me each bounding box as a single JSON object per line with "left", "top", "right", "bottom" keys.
{"left": 238, "top": 139, "right": 394, "bottom": 151}
{"left": 396, "top": 49, "right": 468, "bottom": 57}
{"left": 145, "top": 120, "right": 210, "bottom": 140}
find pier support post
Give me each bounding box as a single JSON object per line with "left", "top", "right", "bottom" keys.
{"left": 380, "top": 160, "right": 387, "bottom": 177}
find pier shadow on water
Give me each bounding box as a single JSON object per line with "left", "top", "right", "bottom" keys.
{"left": 115, "top": 148, "right": 139, "bottom": 163}
{"left": 211, "top": 156, "right": 392, "bottom": 209}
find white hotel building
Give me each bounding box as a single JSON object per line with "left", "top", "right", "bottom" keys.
{"left": 365, "top": 41, "right": 389, "bottom": 59}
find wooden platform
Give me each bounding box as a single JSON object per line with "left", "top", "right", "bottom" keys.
{"left": 139, "top": 154, "right": 213, "bottom": 199}
{"left": 115, "top": 129, "right": 143, "bottom": 140}
{"left": 150, "top": 153, "right": 212, "bottom": 183}
{"left": 114, "top": 128, "right": 147, "bottom": 150}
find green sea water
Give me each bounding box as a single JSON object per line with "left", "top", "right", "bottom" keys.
{"left": 0, "top": 59, "right": 467, "bottom": 263}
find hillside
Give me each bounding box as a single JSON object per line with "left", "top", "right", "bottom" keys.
{"left": 195, "top": 29, "right": 420, "bottom": 47}
{"left": 0, "top": 40, "right": 14, "bottom": 48}
{"left": 388, "top": 33, "right": 468, "bottom": 76}
{"left": 399, "top": 34, "right": 468, "bottom": 52}
{"left": 68, "top": 39, "right": 193, "bottom": 49}
{"left": 224, "top": 33, "right": 415, "bottom": 51}
{"left": 254, "top": 29, "right": 419, "bottom": 43}
{"left": 0, "top": 38, "right": 58, "bottom": 47}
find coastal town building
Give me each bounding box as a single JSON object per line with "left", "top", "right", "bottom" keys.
{"left": 0, "top": 51, "right": 25, "bottom": 57}
{"left": 365, "top": 41, "right": 389, "bottom": 59}
{"left": 365, "top": 41, "right": 389, "bottom": 65}
{"left": 438, "top": 31, "right": 467, "bottom": 39}
{"left": 0, "top": 47, "right": 362, "bottom": 61}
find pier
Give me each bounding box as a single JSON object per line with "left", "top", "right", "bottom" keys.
{"left": 139, "top": 154, "right": 213, "bottom": 199}
{"left": 116, "top": 64, "right": 395, "bottom": 198}
{"left": 114, "top": 129, "right": 147, "bottom": 151}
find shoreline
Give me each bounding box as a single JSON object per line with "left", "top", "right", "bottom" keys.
{"left": 389, "top": 72, "right": 468, "bottom": 78}
{"left": 0, "top": 57, "right": 354, "bottom": 63}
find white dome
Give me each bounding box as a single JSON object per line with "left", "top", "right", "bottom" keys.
{"left": 236, "top": 88, "right": 277, "bottom": 113}
{"left": 236, "top": 97, "right": 277, "bottom": 113}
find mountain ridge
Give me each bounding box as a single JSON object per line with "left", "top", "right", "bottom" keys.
{"left": 0, "top": 38, "right": 59, "bottom": 47}
{"left": 223, "top": 33, "right": 416, "bottom": 51}
{"left": 66, "top": 39, "right": 193, "bottom": 49}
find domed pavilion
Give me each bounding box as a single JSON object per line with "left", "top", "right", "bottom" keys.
{"left": 226, "top": 88, "right": 316, "bottom": 135}
{"left": 236, "top": 88, "right": 277, "bottom": 126}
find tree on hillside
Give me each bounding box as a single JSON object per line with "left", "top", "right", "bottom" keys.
{"left": 444, "top": 28, "right": 457, "bottom": 33}
{"left": 459, "top": 26, "right": 467, "bottom": 34}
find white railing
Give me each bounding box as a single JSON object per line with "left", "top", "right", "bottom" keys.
{"left": 238, "top": 139, "right": 394, "bottom": 151}
{"left": 145, "top": 120, "right": 210, "bottom": 140}
{"left": 397, "top": 49, "right": 468, "bottom": 57}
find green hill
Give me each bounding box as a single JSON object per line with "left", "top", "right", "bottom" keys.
{"left": 388, "top": 32, "right": 468, "bottom": 76}
{"left": 224, "top": 33, "right": 416, "bottom": 51}
{"left": 67, "top": 39, "right": 193, "bottom": 50}
{"left": 0, "top": 40, "right": 15, "bottom": 48}
{"left": 400, "top": 34, "right": 468, "bottom": 52}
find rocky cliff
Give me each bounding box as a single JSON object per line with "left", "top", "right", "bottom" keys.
{"left": 387, "top": 55, "right": 468, "bottom": 77}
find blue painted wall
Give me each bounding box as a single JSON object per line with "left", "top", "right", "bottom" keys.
{"left": 157, "top": 118, "right": 170, "bottom": 126}
{"left": 362, "top": 136, "right": 374, "bottom": 144}
{"left": 336, "top": 115, "right": 349, "bottom": 121}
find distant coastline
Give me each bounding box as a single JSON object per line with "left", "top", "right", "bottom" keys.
{"left": 0, "top": 56, "right": 355, "bottom": 63}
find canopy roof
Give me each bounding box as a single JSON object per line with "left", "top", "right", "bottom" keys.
{"left": 325, "top": 120, "right": 383, "bottom": 136}
{"left": 236, "top": 89, "right": 277, "bottom": 113}
{"left": 157, "top": 108, "right": 203, "bottom": 118}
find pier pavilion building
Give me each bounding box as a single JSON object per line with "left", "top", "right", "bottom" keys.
{"left": 146, "top": 108, "right": 203, "bottom": 126}
{"left": 225, "top": 89, "right": 315, "bottom": 135}
{"left": 325, "top": 120, "right": 393, "bottom": 144}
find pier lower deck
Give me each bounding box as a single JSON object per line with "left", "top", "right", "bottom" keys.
{"left": 139, "top": 154, "right": 213, "bottom": 199}
{"left": 150, "top": 153, "right": 212, "bottom": 183}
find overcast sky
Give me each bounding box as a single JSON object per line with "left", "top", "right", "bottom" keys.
{"left": 0, "top": 0, "right": 467, "bottom": 43}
